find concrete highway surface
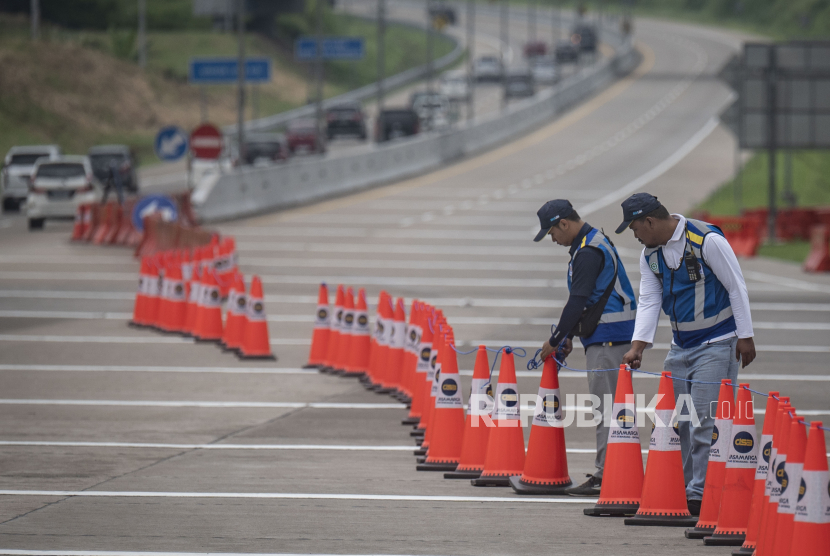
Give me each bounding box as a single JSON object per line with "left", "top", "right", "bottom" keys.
{"left": 1, "top": 7, "right": 829, "bottom": 556}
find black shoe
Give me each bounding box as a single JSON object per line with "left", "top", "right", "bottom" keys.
{"left": 565, "top": 474, "right": 602, "bottom": 496}
{"left": 687, "top": 498, "right": 702, "bottom": 516}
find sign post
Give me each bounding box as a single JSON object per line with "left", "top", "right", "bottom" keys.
{"left": 154, "top": 126, "right": 189, "bottom": 162}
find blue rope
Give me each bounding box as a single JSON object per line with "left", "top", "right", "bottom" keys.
{"left": 448, "top": 343, "right": 477, "bottom": 355}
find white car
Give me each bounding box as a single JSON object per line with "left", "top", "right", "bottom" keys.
{"left": 412, "top": 93, "right": 451, "bottom": 131}
{"left": 2, "top": 145, "right": 61, "bottom": 211}
{"left": 26, "top": 155, "right": 102, "bottom": 230}
{"left": 439, "top": 70, "right": 470, "bottom": 101}
{"left": 531, "top": 57, "right": 560, "bottom": 85}
{"left": 474, "top": 55, "right": 503, "bottom": 82}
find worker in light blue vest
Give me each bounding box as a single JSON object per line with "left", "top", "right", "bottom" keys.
{"left": 534, "top": 199, "right": 637, "bottom": 496}
{"left": 617, "top": 193, "right": 756, "bottom": 517}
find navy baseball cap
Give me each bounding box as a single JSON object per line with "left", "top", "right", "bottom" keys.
{"left": 533, "top": 199, "right": 574, "bottom": 242}
{"left": 614, "top": 193, "right": 663, "bottom": 234}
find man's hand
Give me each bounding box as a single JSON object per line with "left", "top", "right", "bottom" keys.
{"left": 622, "top": 340, "right": 648, "bottom": 369}
{"left": 540, "top": 340, "right": 555, "bottom": 362}
{"left": 560, "top": 338, "right": 573, "bottom": 358}
{"left": 736, "top": 337, "right": 756, "bottom": 368}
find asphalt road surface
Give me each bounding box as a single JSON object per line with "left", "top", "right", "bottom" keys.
{"left": 1, "top": 10, "right": 829, "bottom": 556}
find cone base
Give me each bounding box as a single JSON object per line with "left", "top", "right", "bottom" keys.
{"left": 685, "top": 526, "right": 716, "bottom": 539}
{"left": 509, "top": 475, "right": 572, "bottom": 495}
{"left": 415, "top": 456, "right": 425, "bottom": 464}
{"left": 372, "top": 385, "right": 395, "bottom": 394}
{"left": 703, "top": 534, "right": 745, "bottom": 547}
{"left": 328, "top": 368, "right": 347, "bottom": 375}
{"left": 237, "top": 353, "right": 277, "bottom": 361}
{"left": 584, "top": 502, "right": 639, "bottom": 517}
{"left": 471, "top": 474, "right": 516, "bottom": 487}
{"left": 625, "top": 514, "right": 698, "bottom": 527}
{"left": 410, "top": 429, "right": 425, "bottom": 438}
{"left": 318, "top": 366, "right": 336, "bottom": 374}
{"left": 341, "top": 371, "right": 365, "bottom": 379}
{"left": 220, "top": 345, "right": 241, "bottom": 354}
{"left": 414, "top": 438, "right": 423, "bottom": 446}
{"left": 416, "top": 461, "right": 458, "bottom": 472}
{"left": 414, "top": 448, "right": 427, "bottom": 457}
{"left": 128, "top": 321, "right": 148, "bottom": 329}
{"left": 731, "top": 545, "right": 755, "bottom": 555}
{"left": 358, "top": 375, "right": 373, "bottom": 385}
{"left": 444, "top": 468, "right": 483, "bottom": 479}
{"left": 401, "top": 417, "right": 420, "bottom": 426}
{"left": 194, "top": 337, "right": 221, "bottom": 344}
{"left": 302, "top": 363, "right": 321, "bottom": 369}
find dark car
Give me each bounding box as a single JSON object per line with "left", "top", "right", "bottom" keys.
{"left": 555, "top": 39, "right": 580, "bottom": 63}
{"left": 243, "top": 133, "right": 288, "bottom": 165}
{"left": 87, "top": 144, "right": 138, "bottom": 193}
{"left": 503, "top": 69, "right": 535, "bottom": 99}
{"left": 286, "top": 119, "right": 326, "bottom": 155}
{"left": 523, "top": 41, "right": 548, "bottom": 59}
{"left": 571, "top": 24, "right": 597, "bottom": 52}
{"left": 375, "top": 109, "right": 420, "bottom": 143}
{"left": 326, "top": 103, "right": 367, "bottom": 140}
{"left": 428, "top": 5, "right": 456, "bottom": 25}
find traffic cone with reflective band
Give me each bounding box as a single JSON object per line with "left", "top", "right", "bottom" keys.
{"left": 361, "top": 291, "right": 386, "bottom": 387}
{"left": 160, "top": 263, "right": 187, "bottom": 333}
{"left": 367, "top": 292, "right": 392, "bottom": 390}
{"left": 194, "top": 271, "right": 223, "bottom": 342}
{"left": 686, "top": 379, "right": 736, "bottom": 538}
{"left": 221, "top": 273, "right": 247, "bottom": 353}
{"left": 385, "top": 298, "right": 407, "bottom": 397}
{"left": 321, "top": 285, "right": 345, "bottom": 374}
{"left": 704, "top": 384, "right": 761, "bottom": 545}
{"left": 625, "top": 371, "right": 696, "bottom": 527}
{"left": 71, "top": 204, "right": 87, "bottom": 240}
{"left": 414, "top": 312, "right": 446, "bottom": 448}
{"left": 332, "top": 287, "right": 355, "bottom": 374}
{"left": 445, "top": 345, "right": 492, "bottom": 479}
{"left": 416, "top": 334, "right": 465, "bottom": 472}
{"left": 472, "top": 347, "right": 525, "bottom": 487}
{"left": 403, "top": 302, "right": 428, "bottom": 426}
{"left": 584, "top": 365, "right": 643, "bottom": 517}
{"left": 787, "top": 421, "right": 830, "bottom": 556}
{"left": 731, "top": 392, "right": 781, "bottom": 556}
{"left": 183, "top": 266, "right": 203, "bottom": 337}
{"left": 768, "top": 415, "right": 808, "bottom": 556}
{"left": 144, "top": 257, "right": 163, "bottom": 329}
{"left": 156, "top": 261, "right": 175, "bottom": 332}
{"left": 510, "top": 354, "right": 572, "bottom": 494}
{"left": 401, "top": 301, "right": 421, "bottom": 400}
{"left": 410, "top": 306, "right": 435, "bottom": 435}
{"left": 130, "top": 257, "right": 152, "bottom": 327}
{"left": 373, "top": 296, "right": 400, "bottom": 394}
{"left": 416, "top": 326, "right": 450, "bottom": 457}
{"left": 238, "top": 275, "right": 275, "bottom": 360}
{"left": 345, "top": 288, "right": 371, "bottom": 376}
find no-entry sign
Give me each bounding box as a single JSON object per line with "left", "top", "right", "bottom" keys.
{"left": 190, "top": 123, "right": 223, "bottom": 159}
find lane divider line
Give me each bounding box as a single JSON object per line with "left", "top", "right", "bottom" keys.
{"left": 0, "top": 400, "right": 406, "bottom": 409}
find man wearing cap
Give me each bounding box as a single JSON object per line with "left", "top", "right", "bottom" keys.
{"left": 534, "top": 199, "right": 637, "bottom": 496}
{"left": 616, "top": 193, "right": 756, "bottom": 515}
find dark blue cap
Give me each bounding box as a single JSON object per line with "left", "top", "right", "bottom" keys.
{"left": 614, "top": 192, "right": 663, "bottom": 234}
{"left": 533, "top": 199, "right": 574, "bottom": 242}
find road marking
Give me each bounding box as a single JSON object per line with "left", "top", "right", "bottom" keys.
{"left": 744, "top": 270, "right": 830, "bottom": 295}
{"left": 0, "top": 490, "right": 595, "bottom": 504}
{"left": 0, "top": 290, "right": 135, "bottom": 300}
{"left": 0, "top": 335, "right": 310, "bottom": 346}
{"left": 0, "top": 400, "right": 405, "bottom": 409}
{"left": 461, "top": 340, "right": 830, "bottom": 353}
{"left": 0, "top": 551, "right": 439, "bottom": 556}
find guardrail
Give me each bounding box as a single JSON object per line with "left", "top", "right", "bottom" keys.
{"left": 195, "top": 24, "right": 640, "bottom": 222}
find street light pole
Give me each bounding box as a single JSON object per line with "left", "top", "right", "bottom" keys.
{"left": 500, "top": 0, "right": 508, "bottom": 111}
{"left": 426, "top": 0, "right": 434, "bottom": 92}
{"left": 315, "top": 0, "right": 325, "bottom": 153}
{"left": 529, "top": 0, "right": 535, "bottom": 42}
{"left": 466, "top": 0, "right": 475, "bottom": 121}
{"left": 30, "top": 0, "right": 39, "bottom": 41}
{"left": 377, "top": 0, "right": 386, "bottom": 112}
{"left": 138, "top": 0, "right": 147, "bottom": 68}
{"left": 237, "top": 0, "right": 246, "bottom": 164}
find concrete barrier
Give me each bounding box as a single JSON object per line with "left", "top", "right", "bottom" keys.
{"left": 194, "top": 28, "right": 640, "bottom": 222}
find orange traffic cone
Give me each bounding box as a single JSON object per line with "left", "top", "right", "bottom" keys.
{"left": 384, "top": 298, "right": 407, "bottom": 396}
{"left": 130, "top": 257, "right": 152, "bottom": 328}
{"left": 367, "top": 292, "right": 392, "bottom": 390}
{"left": 304, "top": 283, "right": 330, "bottom": 369}
{"left": 194, "top": 270, "right": 223, "bottom": 342}
{"left": 332, "top": 287, "right": 355, "bottom": 374}
{"left": 156, "top": 261, "right": 174, "bottom": 332}
{"left": 686, "top": 379, "right": 736, "bottom": 538}
{"left": 584, "top": 365, "right": 644, "bottom": 517}
{"left": 472, "top": 347, "right": 525, "bottom": 487}
{"left": 160, "top": 263, "right": 187, "bottom": 333}
{"left": 416, "top": 333, "right": 465, "bottom": 471}
{"left": 403, "top": 302, "right": 426, "bottom": 426}
{"left": 221, "top": 273, "right": 247, "bottom": 353}
{"left": 445, "top": 345, "right": 492, "bottom": 479}
{"left": 625, "top": 371, "right": 696, "bottom": 526}
{"left": 410, "top": 305, "right": 435, "bottom": 439}
{"left": 704, "top": 384, "right": 761, "bottom": 545}
{"left": 400, "top": 300, "right": 420, "bottom": 401}
{"left": 768, "top": 414, "right": 808, "bottom": 556}
{"left": 344, "top": 288, "right": 371, "bottom": 376}
{"left": 321, "top": 285, "right": 344, "bottom": 374}
{"left": 71, "top": 204, "right": 87, "bottom": 241}
{"left": 183, "top": 266, "right": 202, "bottom": 337}
{"left": 732, "top": 392, "right": 782, "bottom": 556}
{"left": 238, "top": 275, "right": 275, "bottom": 360}
{"left": 787, "top": 420, "right": 830, "bottom": 556}
{"left": 510, "top": 354, "right": 572, "bottom": 494}
{"left": 144, "top": 257, "right": 162, "bottom": 329}
{"left": 360, "top": 291, "right": 385, "bottom": 388}
{"left": 416, "top": 324, "right": 450, "bottom": 457}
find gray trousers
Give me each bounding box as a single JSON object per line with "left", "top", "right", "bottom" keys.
{"left": 585, "top": 342, "right": 629, "bottom": 479}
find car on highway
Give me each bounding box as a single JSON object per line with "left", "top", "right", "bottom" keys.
{"left": 439, "top": 70, "right": 470, "bottom": 102}
{"left": 503, "top": 69, "right": 535, "bottom": 99}
{"left": 412, "top": 92, "right": 451, "bottom": 131}
{"left": 26, "top": 155, "right": 102, "bottom": 230}
{"left": 571, "top": 24, "right": 598, "bottom": 52}
{"left": 523, "top": 41, "right": 548, "bottom": 59}
{"left": 555, "top": 39, "right": 580, "bottom": 63}
{"left": 1, "top": 144, "right": 61, "bottom": 211}
{"left": 474, "top": 55, "right": 503, "bottom": 82}
{"left": 326, "top": 103, "right": 367, "bottom": 140}
{"left": 531, "top": 56, "right": 560, "bottom": 85}
{"left": 428, "top": 4, "right": 456, "bottom": 25}
{"left": 243, "top": 133, "right": 289, "bottom": 166}
{"left": 88, "top": 144, "right": 138, "bottom": 194}
{"left": 286, "top": 118, "right": 326, "bottom": 155}
{"left": 375, "top": 108, "right": 419, "bottom": 143}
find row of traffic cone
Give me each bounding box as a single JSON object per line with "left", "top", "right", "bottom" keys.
{"left": 71, "top": 201, "right": 142, "bottom": 247}
{"left": 129, "top": 242, "right": 274, "bottom": 360}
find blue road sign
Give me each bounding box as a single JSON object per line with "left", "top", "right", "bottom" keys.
{"left": 295, "top": 37, "right": 365, "bottom": 61}
{"left": 132, "top": 195, "right": 179, "bottom": 232}
{"left": 188, "top": 58, "right": 272, "bottom": 85}
{"left": 154, "top": 126, "right": 188, "bottom": 162}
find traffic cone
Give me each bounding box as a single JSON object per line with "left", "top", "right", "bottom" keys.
{"left": 331, "top": 288, "right": 355, "bottom": 374}
{"left": 410, "top": 305, "right": 435, "bottom": 435}
{"left": 366, "top": 292, "right": 391, "bottom": 389}
{"left": 129, "top": 257, "right": 152, "bottom": 328}
{"left": 156, "top": 261, "right": 174, "bottom": 332}
{"left": 416, "top": 333, "right": 465, "bottom": 471}
{"left": 183, "top": 266, "right": 202, "bottom": 337}
{"left": 344, "top": 288, "right": 371, "bottom": 376}
{"left": 510, "top": 354, "right": 572, "bottom": 494}
{"left": 71, "top": 204, "right": 87, "bottom": 241}
{"left": 385, "top": 298, "right": 407, "bottom": 396}
{"left": 321, "top": 285, "right": 345, "bottom": 374}
{"left": 238, "top": 275, "right": 275, "bottom": 360}
{"left": 144, "top": 257, "right": 162, "bottom": 329}
{"left": 471, "top": 347, "right": 525, "bottom": 487}
{"left": 304, "top": 283, "right": 330, "bottom": 369}
{"left": 686, "top": 379, "right": 736, "bottom": 538}
{"left": 194, "top": 270, "right": 223, "bottom": 342}
{"left": 787, "top": 421, "right": 830, "bottom": 556}
{"left": 584, "top": 365, "right": 644, "bottom": 517}
{"left": 403, "top": 302, "right": 426, "bottom": 425}
{"left": 732, "top": 392, "right": 781, "bottom": 556}
{"left": 361, "top": 291, "right": 385, "bottom": 387}
{"left": 400, "top": 300, "right": 420, "bottom": 401}
{"left": 445, "top": 345, "right": 492, "bottom": 479}
{"left": 160, "top": 263, "right": 187, "bottom": 334}
{"left": 221, "top": 273, "right": 246, "bottom": 353}
{"left": 768, "top": 415, "right": 808, "bottom": 556}
{"left": 625, "top": 371, "right": 696, "bottom": 526}
{"left": 373, "top": 295, "right": 399, "bottom": 394}
{"left": 416, "top": 325, "right": 449, "bottom": 457}
{"left": 704, "top": 384, "right": 761, "bottom": 545}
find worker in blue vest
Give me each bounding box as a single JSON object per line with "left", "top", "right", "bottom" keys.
{"left": 534, "top": 199, "right": 637, "bottom": 496}
{"left": 617, "top": 193, "right": 756, "bottom": 516}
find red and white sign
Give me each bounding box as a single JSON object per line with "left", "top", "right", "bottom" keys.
{"left": 190, "top": 123, "right": 223, "bottom": 159}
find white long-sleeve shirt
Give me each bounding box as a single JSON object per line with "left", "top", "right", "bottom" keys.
{"left": 632, "top": 214, "right": 754, "bottom": 347}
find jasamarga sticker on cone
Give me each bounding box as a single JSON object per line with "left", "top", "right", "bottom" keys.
{"left": 650, "top": 409, "right": 681, "bottom": 451}
{"left": 532, "top": 387, "right": 563, "bottom": 427}
{"left": 494, "top": 382, "right": 520, "bottom": 421}
{"left": 728, "top": 423, "right": 759, "bottom": 469}
{"left": 469, "top": 377, "right": 493, "bottom": 417}
{"left": 608, "top": 402, "right": 640, "bottom": 444}
{"left": 435, "top": 374, "right": 463, "bottom": 409}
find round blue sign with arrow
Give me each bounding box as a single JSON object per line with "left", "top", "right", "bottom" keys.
{"left": 154, "top": 126, "right": 189, "bottom": 162}
{"left": 132, "top": 195, "right": 179, "bottom": 232}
